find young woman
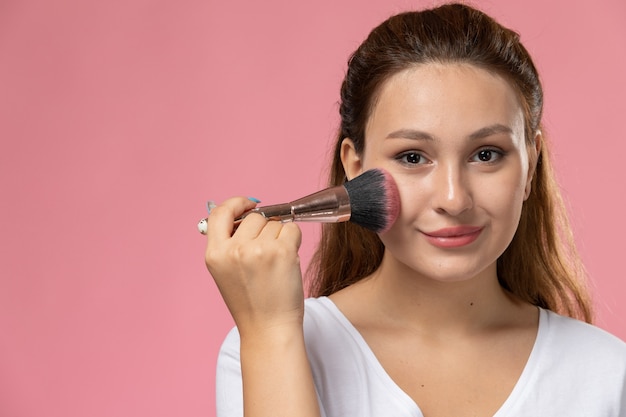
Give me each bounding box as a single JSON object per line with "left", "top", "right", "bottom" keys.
{"left": 206, "top": 4, "right": 626, "bottom": 416}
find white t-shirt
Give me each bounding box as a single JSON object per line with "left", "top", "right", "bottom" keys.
{"left": 216, "top": 297, "right": 626, "bottom": 416}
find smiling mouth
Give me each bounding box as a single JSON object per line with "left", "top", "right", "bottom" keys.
{"left": 422, "top": 226, "right": 483, "bottom": 248}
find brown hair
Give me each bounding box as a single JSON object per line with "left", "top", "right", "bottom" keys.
{"left": 307, "top": 3, "right": 593, "bottom": 322}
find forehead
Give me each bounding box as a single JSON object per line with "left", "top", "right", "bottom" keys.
{"left": 365, "top": 63, "right": 525, "bottom": 141}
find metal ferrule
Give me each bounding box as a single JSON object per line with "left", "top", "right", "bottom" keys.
{"left": 237, "top": 185, "right": 351, "bottom": 224}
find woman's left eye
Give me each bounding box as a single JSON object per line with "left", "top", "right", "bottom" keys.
{"left": 471, "top": 148, "right": 504, "bottom": 163}
{"left": 395, "top": 151, "right": 428, "bottom": 165}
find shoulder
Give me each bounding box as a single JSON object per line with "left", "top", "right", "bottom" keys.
{"left": 214, "top": 299, "right": 349, "bottom": 417}
{"left": 516, "top": 310, "right": 626, "bottom": 414}
{"left": 536, "top": 309, "right": 626, "bottom": 386}
{"left": 218, "top": 325, "right": 240, "bottom": 359}
{"left": 216, "top": 325, "right": 243, "bottom": 416}
{"left": 303, "top": 296, "right": 344, "bottom": 329}
{"left": 215, "top": 297, "right": 366, "bottom": 416}
{"left": 302, "top": 297, "right": 359, "bottom": 355}
{"left": 217, "top": 297, "right": 354, "bottom": 362}
{"left": 541, "top": 309, "right": 626, "bottom": 358}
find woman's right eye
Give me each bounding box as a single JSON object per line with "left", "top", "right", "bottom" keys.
{"left": 396, "top": 151, "right": 427, "bottom": 165}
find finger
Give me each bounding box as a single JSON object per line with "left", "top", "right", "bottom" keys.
{"left": 232, "top": 212, "right": 270, "bottom": 240}
{"left": 256, "top": 219, "right": 285, "bottom": 240}
{"left": 206, "top": 197, "right": 258, "bottom": 244}
{"left": 278, "top": 222, "right": 303, "bottom": 250}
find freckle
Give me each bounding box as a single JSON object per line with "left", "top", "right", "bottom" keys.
{"left": 421, "top": 384, "right": 425, "bottom": 388}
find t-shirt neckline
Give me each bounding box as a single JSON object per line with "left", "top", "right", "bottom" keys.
{"left": 316, "top": 296, "right": 546, "bottom": 417}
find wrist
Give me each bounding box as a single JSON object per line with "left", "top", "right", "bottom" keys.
{"left": 238, "top": 318, "right": 305, "bottom": 350}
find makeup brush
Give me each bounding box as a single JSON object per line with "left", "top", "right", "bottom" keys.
{"left": 197, "top": 168, "right": 400, "bottom": 235}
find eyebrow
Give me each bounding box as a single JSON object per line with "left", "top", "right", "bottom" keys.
{"left": 468, "top": 124, "right": 514, "bottom": 140}
{"left": 386, "top": 129, "right": 435, "bottom": 141}
{"left": 386, "top": 124, "right": 514, "bottom": 141}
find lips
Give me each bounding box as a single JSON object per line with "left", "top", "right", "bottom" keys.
{"left": 422, "top": 226, "right": 483, "bottom": 248}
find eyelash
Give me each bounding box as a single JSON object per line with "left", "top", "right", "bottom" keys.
{"left": 394, "top": 147, "right": 506, "bottom": 166}
{"left": 395, "top": 151, "right": 429, "bottom": 166}
{"left": 470, "top": 147, "right": 506, "bottom": 163}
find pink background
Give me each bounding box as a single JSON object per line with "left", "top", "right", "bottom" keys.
{"left": 1, "top": 0, "right": 624, "bottom": 415}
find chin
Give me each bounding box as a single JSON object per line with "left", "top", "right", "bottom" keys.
{"left": 393, "top": 254, "right": 498, "bottom": 285}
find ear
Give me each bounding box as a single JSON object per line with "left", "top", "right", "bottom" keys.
{"left": 524, "top": 130, "right": 542, "bottom": 200}
{"left": 340, "top": 138, "right": 363, "bottom": 180}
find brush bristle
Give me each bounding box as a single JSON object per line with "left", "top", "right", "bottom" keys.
{"left": 343, "top": 168, "right": 400, "bottom": 233}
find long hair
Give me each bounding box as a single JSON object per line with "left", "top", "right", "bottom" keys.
{"left": 306, "top": 3, "right": 593, "bottom": 323}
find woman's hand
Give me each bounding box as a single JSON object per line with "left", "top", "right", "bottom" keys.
{"left": 207, "top": 197, "right": 321, "bottom": 417}
{"left": 204, "top": 197, "right": 305, "bottom": 337}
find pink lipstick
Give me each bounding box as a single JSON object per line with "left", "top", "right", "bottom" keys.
{"left": 422, "top": 226, "right": 483, "bottom": 248}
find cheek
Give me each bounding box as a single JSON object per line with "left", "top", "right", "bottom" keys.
{"left": 479, "top": 169, "right": 528, "bottom": 221}
{"left": 392, "top": 177, "right": 431, "bottom": 222}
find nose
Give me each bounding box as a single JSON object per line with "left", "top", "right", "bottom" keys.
{"left": 431, "top": 163, "right": 473, "bottom": 216}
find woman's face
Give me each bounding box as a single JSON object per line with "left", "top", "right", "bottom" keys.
{"left": 342, "top": 63, "right": 536, "bottom": 283}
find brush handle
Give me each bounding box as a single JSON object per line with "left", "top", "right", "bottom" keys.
{"left": 197, "top": 186, "right": 351, "bottom": 235}
{"left": 242, "top": 185, "right": 351, "bottom": 223}
{"left": 234, "top": 203, "right": 294, "bottom": 224}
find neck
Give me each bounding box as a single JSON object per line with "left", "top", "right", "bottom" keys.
{"left": 349, "top": 251, "right": 523, "bottom": 336}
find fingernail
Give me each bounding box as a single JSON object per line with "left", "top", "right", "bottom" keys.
{"left": 206, "top": 200, "right": 217, "bottom": 214}
{"left": 247, "top": 197, "right": 261, "bottom": 203}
